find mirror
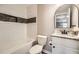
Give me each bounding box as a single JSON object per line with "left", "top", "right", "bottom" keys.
{"left": 54, "top": 4, "right": 79, "bottom": 29}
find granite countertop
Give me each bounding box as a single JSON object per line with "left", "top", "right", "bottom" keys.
{"left": 51, "top": 34, "right": 79, "bottom": 40}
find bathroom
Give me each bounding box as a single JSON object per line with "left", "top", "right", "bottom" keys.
{"left": 0, "top": 4, "right": 79, "bottom": 54}
{"left": 0, "top": 0, "right": 79, "bottom": 59}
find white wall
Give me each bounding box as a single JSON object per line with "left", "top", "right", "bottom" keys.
{"left": 0, "top": 4, "right": 37, "bottom": 19}
{"left": 0, "top": 4, "right": 37, "bottom": 53}
{"left": 27, "top": 23, "right": 37, "bottom": 40}
{"left": 0, "top": 4, "right": 37, "bottom": 40}
{"left": 0, "top": 4, "right": 27, "bottom": 18}
{"left": 72, "top": 5, "right": 79, "bottom": 27}
{"left": 37, "top": 4, "right": 63, "bottom": 36}
{"left": 27, "top": 4, "right": 37, "bottom": 18}
{"left": 0, "top": 21, "right": 27, "bottom": 53}
{"left": 72, "top": 6, "right": 78, "bottom": 27}
{"left": 27, "top": 4, "right": 37, "bottom": 40}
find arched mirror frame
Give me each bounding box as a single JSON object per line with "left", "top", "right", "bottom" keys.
{"left": 54, "top": 4, "right": 79, "bottom": 29}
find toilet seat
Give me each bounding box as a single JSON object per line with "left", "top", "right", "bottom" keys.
{"left": 29, "top": 45, "right": 43, "bottom": 54}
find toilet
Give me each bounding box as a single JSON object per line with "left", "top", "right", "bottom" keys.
{"left": 29, "top": 35, "right": 47, "bottom": 54}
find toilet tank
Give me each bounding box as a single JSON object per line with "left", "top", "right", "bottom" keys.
{"left": 37, "top": 35, "right": 47, "bottom": 46}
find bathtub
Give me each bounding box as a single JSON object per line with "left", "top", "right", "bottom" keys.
{"left": 0, "top": 21, "right": 36, "bottom": 54}
{"left": 0, "top": 39, "right": 35, "bottom": 54}
{"left": 0, "top": 21, "right": 37, "bottom": 54}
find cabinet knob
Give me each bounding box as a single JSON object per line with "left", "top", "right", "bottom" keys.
{"left": 50, "top": 43, "right": 52, "bottom": 45}
{"left": 53, "top": 46, "right": 55, "bottom": 48}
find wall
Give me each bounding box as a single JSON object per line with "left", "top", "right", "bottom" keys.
{"left": 0, "top": 21, "right": 27, "bottom": 53}
{"left": 0, "top": 4, "right": 28, "bottom": 18}
{"left": 0, "top": 4, "right": 37, "bottom": 53}
{"left": 0, "top": 4, "right": 37, "bottom": 40}
{"left": 72, "top": 5, "right": 78, "bottom": 27}
{"left": 27, "top": 4, "right": 37, "bottom": 40}
{"left": 27, "top": 4, "right": 37, "bottom": 18}
{"left": 37, "top": 4, "right": 63, "bottom": 36}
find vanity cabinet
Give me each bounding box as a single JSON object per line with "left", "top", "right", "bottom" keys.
{"left": 52, "top": 36, "right": 79, "bottom": 54}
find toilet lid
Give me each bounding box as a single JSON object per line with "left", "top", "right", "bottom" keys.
{"left": 29, "top": 45, "right": 43, "bottom": 54}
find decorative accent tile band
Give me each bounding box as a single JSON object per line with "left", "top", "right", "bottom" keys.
{"left": 0, "top": 13, "right": 36, "bottom": 23}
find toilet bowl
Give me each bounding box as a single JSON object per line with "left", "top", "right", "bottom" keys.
{"left": 29, "top": 35, "right": 47, "bottom": 54}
